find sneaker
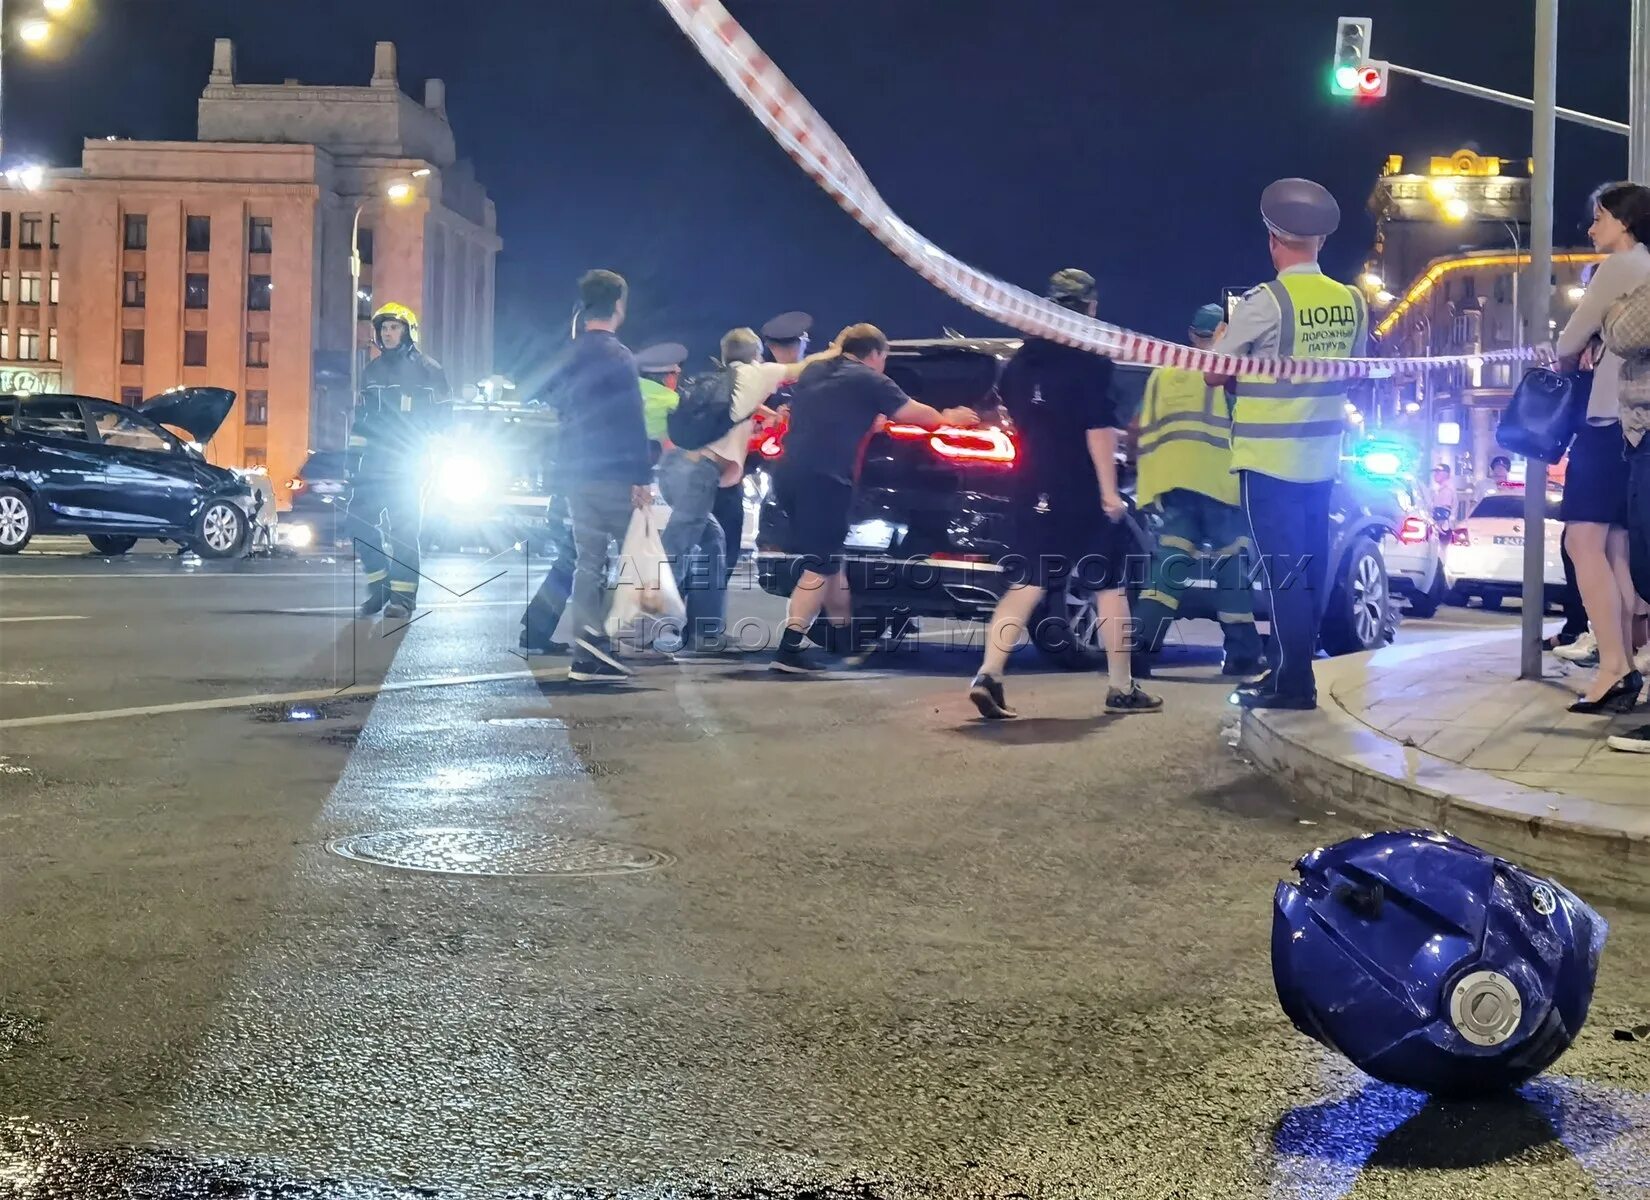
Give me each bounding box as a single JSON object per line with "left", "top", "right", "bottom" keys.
{"left": 568, "top": 658, "right": 632, "bottom": 683}
{"left": 1104, "top": 683, "right": 1163, "bottom": 714}
{"left": 1554, "top": 631, "right": 1598, "bottom": 663}
{"left": 519, "top": 629, "right": 570, "bottom": 655}
{"left": 574, "top": 630, "right": 632, "bottom": 676}
{"left": 770, "top": 644, "right": 830, "bottom": 675}
{"left": 1231, "top": 679, "right": 1317, "bottom": 711}
{"left": 1606, "top": 724, "right": 1650, "bottom": 754}
{"left": 968, "top": 672, "right": 1018, "bottom": 720}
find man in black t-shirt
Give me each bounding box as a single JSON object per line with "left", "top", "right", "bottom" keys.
{"left": 968, "top": 269, "right": 1161, "bottom": 719}
{"left": 772, "top": 323, "right": 979, "bottom": 674}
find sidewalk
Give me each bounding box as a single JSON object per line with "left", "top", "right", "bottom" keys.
{"left": 1239, "top": 629, "right": 1650, "bottom": 898}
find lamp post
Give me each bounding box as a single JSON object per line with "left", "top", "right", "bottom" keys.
{"left": 1, "top": 0, "right": 77, "bottom": 160}
{"left": 346, "top": 173, "right": 425, "bottom": 421}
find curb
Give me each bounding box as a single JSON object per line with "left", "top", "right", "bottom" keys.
{"left": 1238, "top": 644, "right": 1650, "bottom": 901}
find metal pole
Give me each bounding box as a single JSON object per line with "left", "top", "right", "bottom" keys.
{"left": 1632, "top": 0, "right": 1650, "bottom": 179}
{"left": 1521, "top": 0, "right": 1558, "bottom": 681}
{"left": 349, "top": 200, "right": 364, "bottom": 425}
{"left": 1386, "top": 61, "right": 1629, "bottom": 136}
{"left": 1, "top": 0, "right": 8, "bottom": 160}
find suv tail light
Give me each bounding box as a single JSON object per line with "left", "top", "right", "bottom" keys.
{"left": 756, "top": 431, "right": 786, "bottom": 460}
{"left": 885, "top": 423, "right": 1017, "bottom": 466}
{"left": 285, "top": 477, "right": 307, "bottom": 493}
{"left": 1397, "top": 515, "right": 1429, "bottom": 545}
{"left": 1450, "top": 527, "right": 1471, "bottom": 547}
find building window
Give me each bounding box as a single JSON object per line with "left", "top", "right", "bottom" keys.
{"left": 356, "top": 284, "right": 373, "bottom": 320}
{"left": 123, "top": 214, "right": 148, "bottom": 250}
{"left": 358, "top": 228, "right": 374, "bottom": 266}
{"left": 48, "top": 214, "right": 60, "bottom": 249}
{"left": 18, "top": 329, "right": 40, "bottom": 361}
{"left": 247, "top": 274, "right": 273, "bottom": 311}
{"left": 48, "top": 271, "right": 59, "bottom": 305}
{"left": 122, "top": 272, "right": 145, "bottom": 308}
{"left": 246, "top": 331, "right": 270, "bottom": 367}
{"left": 119, "top": 387, "right": 143, "bottom": 407}
{"left": 186, "top": 214, "right": 211, "bottom": 252}
{"left": 121, "top": 329, "right": 145, "bottom": 365}
{"left": 185, "top": 273, "right": 209, "bottom": 310}
{"left": 0, "top": 213, "right": 10, "bottom": 249}
{"left": 47, "top": 328, "right": 58, "bottom": 361}
{"left": 184, "top": 330, "right": 208, "bottom": 367}
{"left": 248, "top": 217, "right": 273, "bottom": 254}
{"left": 0, "top": 275, "right": 10, "bottom": 304}
{"left": 18, "top": 213, "right": 42, "bottom": 250}
{"left": 245, "top": 389, "right": 269, "bottom": 426}
{"left": 19, "top": 272, "right": 41, "bottom": 305}
{"left": 0, "top": 330, "right": 9, "bottom": 359}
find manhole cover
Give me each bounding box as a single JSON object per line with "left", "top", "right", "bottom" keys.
{"left": 326, "top": 827, "right": 671, "bottom": 878}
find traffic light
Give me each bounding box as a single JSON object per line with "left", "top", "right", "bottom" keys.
{"left": 1330, "top": 17, "right": 1387, "bottom": 99}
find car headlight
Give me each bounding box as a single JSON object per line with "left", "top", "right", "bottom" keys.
{"left": 280, "top": 522, "right": 315, "bottom": 548}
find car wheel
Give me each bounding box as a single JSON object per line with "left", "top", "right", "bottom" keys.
{"left": 87, "top": 535, "right": 138, "bottom": 556}
{"left": 193, "top": 500, "right": 248, "bottom": 559}
{"left": 1407, "top": 570, "right": 1444, "bottom": 619}
{"left": 1032, "top": 579, "right": 1108, "bottom": 670}
{"left": 0, "top": 486, "right": 34, "bottom": 554}
{"left": 1320, "top": 536, "right": 1389, "bottom": 656}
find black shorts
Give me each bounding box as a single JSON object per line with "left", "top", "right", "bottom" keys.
{"left": 779, "top": 467, "right": 854, "bottom": 574}
{"left": 1560, "top": 421, "right": 1630, "bottom": 526}
{"left": 1004, "top": 499, "right": 1136, "bottom": 591}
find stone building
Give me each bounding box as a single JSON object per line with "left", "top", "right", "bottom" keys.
{"left": 0, "top": 39, "right": 500, "bottom": 500}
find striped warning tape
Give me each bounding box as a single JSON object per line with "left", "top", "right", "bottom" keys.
{"left": 657, "top": 0, "right": 1533, "bottom": 381}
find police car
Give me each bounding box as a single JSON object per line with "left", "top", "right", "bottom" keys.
{"left": 1444, "top": 488, "right": 1566, "bottom": 609}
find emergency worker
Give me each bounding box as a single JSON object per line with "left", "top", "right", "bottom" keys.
{"left": 347, "top": 302, "right": 450, "bottom": 620}
{"left": 1207, "top": 179, "right": 1367, "bottom": 711}
{"left": 1130, "top": 303, "right": 1265, "bottom": 678}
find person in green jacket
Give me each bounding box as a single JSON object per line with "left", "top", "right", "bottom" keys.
{"left": 636, "top": 342, "right": 687, "bottom": 462}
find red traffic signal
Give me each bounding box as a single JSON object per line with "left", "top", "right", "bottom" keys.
{"left": 1355, "top": 62, "right": 1389, "bottom": 98}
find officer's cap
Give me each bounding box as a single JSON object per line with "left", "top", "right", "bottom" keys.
{"left": 1047, "top": 268, "right": 1097, "bottom": 304}
{"left": 1261, "top": 178, "right": 1341, "bottom": 240}
{"left": 760, "top": 311, "right": 813, "bottom": 342}
{"left": 1190, "top": 303, "right": 1226, "bottom": 337}
{"left": 635, "top": 342, "right": 687, "bottom": 375}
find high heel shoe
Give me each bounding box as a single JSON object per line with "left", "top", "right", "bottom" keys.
{"left": 1568, "top": 671, "right": 1644, "bottom": 715}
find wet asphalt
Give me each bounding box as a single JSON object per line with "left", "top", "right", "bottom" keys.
{"left": 1, "top": 543, "right": 1648, "bottom": 1199}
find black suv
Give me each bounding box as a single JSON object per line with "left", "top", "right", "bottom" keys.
{"left": 754, "top": 338, "right": 1400, "bottom": 666}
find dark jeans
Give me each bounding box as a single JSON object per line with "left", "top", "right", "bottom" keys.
{"left": 1631, "top": 439, "right": 1650, "bottom": 606}
{"left": 522, "top": 493, "right": 576, "bottom": 647}
{"left": 347, "top": 476, "right": 424, "bottom": 605}
{"left": 659, "top": 451, "right": 730, "bottom": 647}
{"left": 713, "top": 480, "right": 746, "bottom": 584}
{"left": 1240, "top": 471, "right": 1332, "bottom": 698}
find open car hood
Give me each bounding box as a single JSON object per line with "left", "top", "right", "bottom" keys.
{"left": 137, "top": 387, "right": 236, "bottom": 443}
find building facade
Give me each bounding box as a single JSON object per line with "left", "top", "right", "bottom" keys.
{"left": 1362, "top": 149, "right": 1596, "bottom": 493}
{"left": 0, "top": 40, "right": 500, "bottom": 499}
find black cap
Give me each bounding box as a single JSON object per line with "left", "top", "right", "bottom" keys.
{"left": 635, "top": 342, "right": 687, "bottom": 374}
{"left": 760, "top": 311, "right": 813, "bottom": 342}
{"left": 1260, "top": 178, "right": 1341, "bottom": 239}
{"left": 1046, "top": 269, "right": 1097, "bottom": 304}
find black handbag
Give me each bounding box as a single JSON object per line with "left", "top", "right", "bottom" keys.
{"left": 1497, "top": 368, "right": 1592, "bottom": 464}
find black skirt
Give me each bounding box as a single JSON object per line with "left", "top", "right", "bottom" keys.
{"left": 1561, "top": 421, "right": 1630, "bottom": 526}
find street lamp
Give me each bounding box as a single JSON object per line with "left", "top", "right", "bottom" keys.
{"left": 3, "top": 0, "right": 87, "bottom": 160}
{"left": 347, "top": 175, "right": 423, "bottom": 421}
{"left": 16, "top": 16, "right": 46, "bottom": 44}
{"left": 41, "top": 0, "right": 70, "bottom": 13}
{"left": 1441, "top": 196, "right": 1472, "bottom": 222}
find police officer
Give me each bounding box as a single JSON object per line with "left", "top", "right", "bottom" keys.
{"left": 1207, "top": 179, "right": 1367, "bottom": 711}
{"left": 636, "top": 342, "right": 687, "bottom": 461}
{"left": 1131, "top": 303, "right": 1265, "bottom": 678}
{"left": 347, "top": 302, "right": 451, "bottom": 620}
{"left": 761, "top": 311, "right": 813, "bottom": 364}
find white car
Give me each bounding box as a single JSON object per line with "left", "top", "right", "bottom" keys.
{"left": 1367, "top": 470, "right": 1448, "bottom": 618}
{"left": 1444, "top": 490, "right": 1565, "bottom": 609}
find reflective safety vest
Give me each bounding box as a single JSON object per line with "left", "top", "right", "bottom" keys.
{"left": 1135, "top": 366, "right": 1238, "bottom": 509}
{"left": 1230, "top": 273, "right": 1367, "bottom": 484}
{"left": 639, "top": 377, "right": 677, "bottom": 443}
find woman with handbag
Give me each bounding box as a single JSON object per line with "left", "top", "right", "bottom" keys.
{"left": 1554, "top": 183, "right": 1650, "bottom": 714}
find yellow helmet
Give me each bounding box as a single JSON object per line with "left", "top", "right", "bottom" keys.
{"left": 371, "top": 302, "right": 420, "bottom": 350}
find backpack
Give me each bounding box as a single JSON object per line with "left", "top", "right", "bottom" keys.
{"left": 667, "top": 366, "right": 739, "bottom": 450}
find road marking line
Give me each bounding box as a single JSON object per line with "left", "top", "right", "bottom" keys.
{"left": 0, "top": 665, "right": 559, "bottom": 730}
{"left": 0, "top": 615, "right": 87, "bottom": 624}
{"left": 264, "top": 599, "right": 527, "bottom": 615}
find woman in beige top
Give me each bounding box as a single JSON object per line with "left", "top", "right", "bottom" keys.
{"left": 1555, "top": 183, "right": 1650, "bottom": 712}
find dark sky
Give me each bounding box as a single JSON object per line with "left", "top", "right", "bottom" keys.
{"left": 7, "top": 0, "right": 1635, "bottom": 383}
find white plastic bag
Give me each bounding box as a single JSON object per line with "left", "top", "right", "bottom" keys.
{"left": 604, "top": 507, "right": 686, "bottom": 644}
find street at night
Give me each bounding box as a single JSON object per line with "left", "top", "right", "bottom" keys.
{"left": 2, "top": 545, "right": 1648, "bottom": 1197}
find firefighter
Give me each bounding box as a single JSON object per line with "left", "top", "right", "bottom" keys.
{"left": 1129, "top": 303, "right": 1265, "bottom": 678}
{"left": 346, "top": 302, "right": 450, "bottom": 620}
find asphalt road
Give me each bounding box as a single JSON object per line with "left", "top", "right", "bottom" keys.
{"left": 1, "top": 541, "right": 1647, "bottom": 1199}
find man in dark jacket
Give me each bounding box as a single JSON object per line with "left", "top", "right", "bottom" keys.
{"left": 549, "top": 270, "right": 654, "bottom": 683}
{"left": 347, "top": 302, "right": 450, "bottom": 621}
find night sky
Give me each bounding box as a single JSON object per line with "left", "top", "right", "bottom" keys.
{"left": 6, "top": 0, "right": 1636, "bottom": 385}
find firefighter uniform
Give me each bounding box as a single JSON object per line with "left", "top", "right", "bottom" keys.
{"left": 1131, "top": 304, "right": 1264, "bottom": 673}
{"left": 347, "top": 303, "right": 450, "bottom": 617}
{"left": 1216, "top": 179, "right": 1368, "bottom": 709}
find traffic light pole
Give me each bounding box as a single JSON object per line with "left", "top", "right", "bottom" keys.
{"left": 1382, "top": 61, "right": 1628, "bottom": 137}
{"left": 1521, "top": 0, "right": 1558, "bottom": 682}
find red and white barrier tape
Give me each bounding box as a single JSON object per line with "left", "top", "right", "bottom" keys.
{"left": 657, "top": 0, "right": 1533, "bottom": 381}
